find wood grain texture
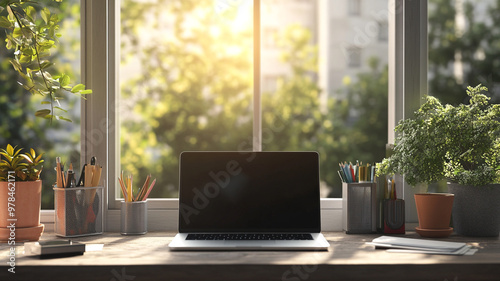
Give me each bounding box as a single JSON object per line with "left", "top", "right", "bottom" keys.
{"left": 1, "top": 230, "right": 499, "bottom": 281}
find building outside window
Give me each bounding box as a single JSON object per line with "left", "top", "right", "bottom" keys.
{"left": 346, "top": 46, "right": 362, "bottom": 68}
{"left": 348, "top": 0, "right": 362, "bottom": 16}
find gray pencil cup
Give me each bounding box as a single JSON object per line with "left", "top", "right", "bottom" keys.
{"left": 120, "top": 200, "right": 147, "bottom": 235}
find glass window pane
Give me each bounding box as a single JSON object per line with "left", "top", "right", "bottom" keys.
{"left": 0, "top": 0, "right": 82, "bottom": 209}
{"left": 119, "top": 0, "right": 253, "bottom": 198}
{"left": 261, "top": 0, "right": 389, "bottom": 198}
{"left": 428, "top": 0, "right": 500, "bottom": 105}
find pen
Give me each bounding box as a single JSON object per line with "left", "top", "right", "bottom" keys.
{"left": 77, "top": 164, "right": 86, "bottom": 187}
{"left": 66, "top": 163, "right": 77, "bottom": 188}
{"left": 56, "top": 157, "right": 62, "bottom": 187}
{"left": 61, "top": 161, "right": 66, "bottom": 188}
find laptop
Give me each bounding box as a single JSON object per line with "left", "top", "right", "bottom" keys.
{"left": 168, "top": 151, "right": 329, "bottom": 250}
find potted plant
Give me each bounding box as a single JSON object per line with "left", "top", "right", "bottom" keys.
{"left": 377, "top": 84, "right": 500, "bottom": 237}
{"left": 0, "top": 144, "right": 44, "bottom": 242}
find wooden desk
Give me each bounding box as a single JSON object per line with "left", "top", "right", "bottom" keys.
{"left": 1, "top": 231, "right": 499, "bottom": 281}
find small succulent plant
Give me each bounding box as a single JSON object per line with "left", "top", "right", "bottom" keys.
{"left": 0, "top": 144, "right": 44, "bottom": 181}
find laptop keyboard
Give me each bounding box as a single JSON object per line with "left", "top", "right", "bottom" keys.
{"left": 186, "top": 233, "right": 313, "bottom": 240}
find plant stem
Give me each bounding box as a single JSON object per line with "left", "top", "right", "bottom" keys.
{"left": 9, "top": 3, "right": 55, "bottom": 121}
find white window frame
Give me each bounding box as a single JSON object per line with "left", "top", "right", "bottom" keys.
{"left": 41, "top": 0, "right": 428, "bottom": 232}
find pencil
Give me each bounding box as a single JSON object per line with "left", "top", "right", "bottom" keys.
{"left": 137, "top": 175, "right": 151, "bottom": 201}
{"left": 142, "top": 179, "right": 156, "bottom": 201}
{"left": 118, "top": 176, "right": 128, "bottom": 201}
{"left": 127, "top": 174, "right": 132, "bottom": 202}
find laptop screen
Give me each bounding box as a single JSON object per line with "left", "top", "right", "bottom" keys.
{"left": 178, "top": 151, "right": 321, "bottom": 233}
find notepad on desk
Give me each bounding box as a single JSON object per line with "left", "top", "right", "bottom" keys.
{"left": 367, "top": 236, "right": 477, "bottom": 255}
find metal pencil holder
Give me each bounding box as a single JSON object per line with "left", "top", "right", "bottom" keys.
{"left": 120, "top": 200, "right": 148, "bottom": 235}
{"left": 342, "top": 182, "right": 377, "bottom": 234}
{"left": 54, "top": 186, "right": 103, "bottom": 237}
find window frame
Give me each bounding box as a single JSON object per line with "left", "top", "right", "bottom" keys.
{"left": 40, "top": 0, "right": 428, "bottom": 231}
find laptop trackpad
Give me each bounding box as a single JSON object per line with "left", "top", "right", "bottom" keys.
{"left": 225, "top": 241, "right": 276, "bottom": 247}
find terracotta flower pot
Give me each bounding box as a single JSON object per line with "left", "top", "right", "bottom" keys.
{"left": 0, "top": 180, "right": 44, "bottom": 242}
{"left": 414, "top": 193, "right": 454, "bottom": 237}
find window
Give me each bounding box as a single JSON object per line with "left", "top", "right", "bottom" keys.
{"left": 428, "top": 0, "right": 500, "bottom": 105}
{"left": 116, "top": 0, "right": 388, "bottom": 200}
{"left": 119, "top": 0, "right": 253, "bottom": 200}
{"left": 378, "top": 21, "right": 388, "bottom": 41}
{"left": 81, "top": 0, "right": 427, "bottom": 230}
{"left": 261, "top": 0, "right": 387, "bottom": 198}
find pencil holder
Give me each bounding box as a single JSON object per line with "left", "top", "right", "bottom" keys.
{"left": 120, "top": 200, "right": 147, "bottom": 235}
{"left": 383, "top": 199, "right": 405, "bottom": 234}
{"left": 53, "top": 186, "right": 104, "bottom": 237}
{"left": 342, "top": 182, "right": 377, "bottom": 234}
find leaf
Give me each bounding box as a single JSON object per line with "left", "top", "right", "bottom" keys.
{"left": 34, "top": 154, "right": 43, "bottom": 164}
{"left": 58, "top": 116, "right": 73, "bottom": 123}
{"left": 80, "top": 89, "right": 93, "bottom": 95}
{"left": 35, "top": 109, "right": 51, "bottom": 118}
{"left": 40, "top": 61, "right": 53, "bottom": 70}
{"left": 71, "top": 83, "right": 85, "bottom": 93}
{"left": 6, "top": 144, "right": 14, "bottom": 156}
{"left": 26, "top": 6, "right": 36, "bottom": 22}
{"left": 22, "top": 48, "right": 34, "bottom": 56}
{"left": 41, "top": 8, "right": 50, "bottom": 24}
{"left": 20, "top": 153, "right": 32, "bottom": 163}
{"left": 59, "top": 74, "right": 70, "bottom": 87}
{"left": 54, "top": 106, "right": 67, "bottom": 113}
{"left": 19, "top": 54, "right": 33, "bottom": 64}
{"left": 9, "top": 59, "right": 22, "bottom": 72}
{"left": 0, "top": 16, "right": 11, "bottom": 28}
{"left": 41, "top": 101, "right": 51, "bottom": 105}
{"left": 6, "top": 5, "right": 13, "bottom": 20}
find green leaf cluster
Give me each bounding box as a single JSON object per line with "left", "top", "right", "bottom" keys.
{"left": 0, "top": 144, "right": 44, "bottom": 181}
{"left": 0, "top": 0, "right": 91, "bottom": 122}
{"left": 378, "top": 85, "right": 500, "bottom": 186}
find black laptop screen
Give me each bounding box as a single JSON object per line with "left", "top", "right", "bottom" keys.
{"left": 178, "top": 151, "right": 321, "bottom": 233}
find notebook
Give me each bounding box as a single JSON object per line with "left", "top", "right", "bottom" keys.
{"left": 168, "top": 151, "right": 329, "bottom": 250}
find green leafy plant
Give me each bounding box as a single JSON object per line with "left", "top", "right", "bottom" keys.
{"left": 0, "top": 144, "right": 44, "bottom": 181}
{"left": 377, "top": 84, "right": 500, "bottom": 186}
{"left": 0, "top": 0, "right": 91, "bottom": 122}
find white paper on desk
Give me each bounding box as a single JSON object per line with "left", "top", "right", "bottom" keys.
{"left": 387, "top": 247, "right": 477, "bottom": 256}
{"left": 367, "top": 236, "right": 477, "bottom": 255}
{"left": 369, "top": 236, "right": 466, "bottom": 252}
{"left": 85, "top": 244, "right": 104, "bottom": 251}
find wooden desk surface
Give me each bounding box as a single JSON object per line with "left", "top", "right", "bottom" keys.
{"left": 1, "top": 230, "right": 499, "bottom": 281}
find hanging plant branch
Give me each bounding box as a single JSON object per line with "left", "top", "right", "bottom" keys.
{"left": 0, "top": 0, "right": 92, "bottom": 122}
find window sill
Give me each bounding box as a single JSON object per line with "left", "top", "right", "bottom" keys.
{"left": 41, "top": 198, "right": 343, "bottom": 232}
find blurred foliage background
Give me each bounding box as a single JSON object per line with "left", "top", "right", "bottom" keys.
{"left": 1, "top": 0, "right": 500, "bottom": 207}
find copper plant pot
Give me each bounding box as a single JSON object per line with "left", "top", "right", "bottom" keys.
{"left": 0, "top": 181, "right": 44, "bottom": 241}
{"left": 414, "top": 193, "right": 454, "bottom": 229}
